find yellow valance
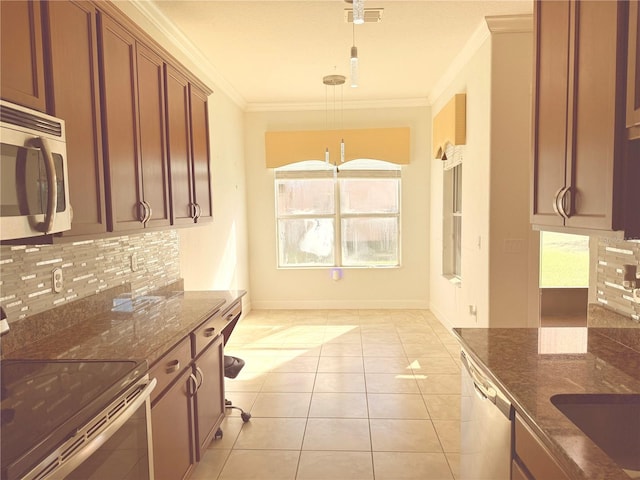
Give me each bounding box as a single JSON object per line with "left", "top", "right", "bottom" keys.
{"left": 433, "top": 93, "right": 466, "bottom": 159}
{"left": 265, "top": 127, "right": 411, "bottom": 168}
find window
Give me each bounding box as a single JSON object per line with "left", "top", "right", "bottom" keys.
{"left": 539, "top": 231, "right": 589, "bottom": 287}
{"left": 442, "top": 152, "right": 462, "bottom": 280}
{"left": 275, "top": 159, "right": 401, "bottom": 268}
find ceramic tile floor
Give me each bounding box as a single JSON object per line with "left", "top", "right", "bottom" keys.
{"left": 190, "top": 309, "right": 462, "bottom": 480}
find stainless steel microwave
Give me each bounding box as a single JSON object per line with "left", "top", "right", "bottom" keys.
{"left": 0, "top": 100, "right": 71, "bottom": 241}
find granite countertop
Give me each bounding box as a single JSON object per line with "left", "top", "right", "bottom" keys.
{"left": 1, "top": 288, "right": 246, "bottom": 366}
{"left": 455, "top": 325, "right": 640, "bottom": 480}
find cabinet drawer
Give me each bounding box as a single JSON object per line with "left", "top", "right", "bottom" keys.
{"left": 514, "top": 415, "right": 569, "bottom": 480}
{"left": 149, "top": 336, "right": 192, "bottom": 403}
{"left": 223, "top": 301, "right": 242, "bottom": 323}
{"left": 192, "top": 315, "right": 225, "bottom": 358}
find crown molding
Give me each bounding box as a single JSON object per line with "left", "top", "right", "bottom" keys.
{"left": 246, "top": 97, "right": 429, "bottom": 113}
{"left": 127, "top": 1, "right": 247, "bottom": 110}
{"left": 427, "top": 18, "right": 491, "bottom": 105}
{"left": 428, "top": 14, "right": 532, "bottom": 105}
{"left": 485, "top": 14, "right": 533, "bottom": 34}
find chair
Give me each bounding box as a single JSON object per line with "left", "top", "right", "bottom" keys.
{"left": 223, "top": 355, "right": 252, "bottom": 422}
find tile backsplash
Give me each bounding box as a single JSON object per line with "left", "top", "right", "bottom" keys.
{"left": 596, "top": 237, "right": 640, "bottom": 322}
{"left": 0, "top": 230, "right": 181, "bottom": 324}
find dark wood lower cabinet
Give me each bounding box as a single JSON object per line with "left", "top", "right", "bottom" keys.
{"left": 150, "top": 324, "right": 227, "bottom": 478}
{"left": 513, "top": 415, "right": 569, "bottom": 480}
{"left": 193, "top": 334, "right": 225, "bottom": 460}
{"left": 151, "top": 367, "right": 195, "bottom": 480}
{"left": 511, "top": 459, "right": 530, "bottom": 480}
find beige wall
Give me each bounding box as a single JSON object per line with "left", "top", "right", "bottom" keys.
{"left": 245, "top": 107, "right": 431, "bottom": 309}
{"left": 429, "top": 23, "right": 536, "bottom": 328}
{"left": 179, "top": 89, "right": 249, "bottom": 295}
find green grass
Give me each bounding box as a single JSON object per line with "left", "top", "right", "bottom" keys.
{"left": 540, "top": 232, "right": 590, "bottom": 287}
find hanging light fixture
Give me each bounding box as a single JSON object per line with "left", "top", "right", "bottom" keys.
{"left": 344, "top": 0, "right": 365, "bottom": 25}
{"left": 323, "top": 74, "right": 346, "bottom": 165}
{"left": 350, "top": 24, "right": 358, "bottom": 88}
{"left": 352, "top": 0, "right": 365, "bottom": 24}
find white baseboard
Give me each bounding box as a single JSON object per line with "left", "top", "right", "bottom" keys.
{"left": 249, "top": 299, "right": 430, "bottom": 310}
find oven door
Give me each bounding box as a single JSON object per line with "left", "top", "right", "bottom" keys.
{"left": 22, "top": 376, "right": 157, "bottom": 480}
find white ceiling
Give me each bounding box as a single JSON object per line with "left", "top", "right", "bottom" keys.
{"left": 146, "top": 0, "right": 533, "bottom": 109}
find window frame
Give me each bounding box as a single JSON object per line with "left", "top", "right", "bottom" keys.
{"left": 274, "top": 160, "right": 401, "bottom": 269}
{"left": 442, "top": 149, "right": 463, "bottom": 283}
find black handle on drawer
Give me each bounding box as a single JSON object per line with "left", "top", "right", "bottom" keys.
{"left": 204, "top": 327, "right": 216, "bottom": 337}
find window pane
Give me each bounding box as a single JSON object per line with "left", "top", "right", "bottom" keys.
{"left": 539, "top": 232, "right": 589, "bottom": 287}
{"left": 339, "top": 178, "right": 399, "bottom": 214}
{"left": 453, "top": 215, "right": 461, "bottom": 277}
{"left": 341, "top": 217, "right": 398, "bottom": 266}
{"left": 276, "top": 179, "right": 335, "bottom": 215}
{"left": 278, "top": 218, "right": 335, "bottom": 267}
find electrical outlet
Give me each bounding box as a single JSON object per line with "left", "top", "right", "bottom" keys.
{"left": 52, "top": 267, "right": 63, "bottom": 294}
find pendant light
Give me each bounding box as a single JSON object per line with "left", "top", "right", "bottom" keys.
{"left": 350, "top": 23, "right": 359, "bottom": 88}
{"left": 352, "top": 0, "right": 364, "bottom": 24}
{"left": 323, "top": 74, "right": 346, "bottom": 165}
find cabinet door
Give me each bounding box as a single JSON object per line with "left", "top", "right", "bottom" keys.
{"left": 136, "top": 44, "right": 171, "bottom": 228}
{"left": 194, "top": 334, "right": 224, "bottom": 459}
{"left": 189, "top": 85, "right": 213, "bottom": 223}
{"left": 628, "top": 0, "right": 640, "bottom": 139}
{"left": 0, "top": 0, "right": 46, "bottom": 111}
{"left": 531, "top": 0, "right": 570, "bottom": 227}
{"left": 165, "top": 65, "right": 196, "bottom": 226}
{"left": 151, "top": 367, "right": 196, "bottom": 480}
{"left": 565, "top": 0, "right": 625, "bottom": 231}
{"left": 98, "top": 13, "right": 144, "bottom": 232}
{"left": 46, "top": 0, "right": 107, "bottom": 237}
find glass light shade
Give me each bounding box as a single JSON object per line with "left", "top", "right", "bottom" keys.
{"left": 352, "top": 0, "right": 364, "bottom": 24}
{"left": 350, "top": 46, "right": 359, "bottom": 88}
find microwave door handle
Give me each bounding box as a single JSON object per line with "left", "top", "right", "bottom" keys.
{"left": 28, "top": 137, "right": 57, "bottom": 233}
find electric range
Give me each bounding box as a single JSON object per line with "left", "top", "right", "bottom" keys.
{"left": 0, "top": 358, "right": 148, "bottom": 480}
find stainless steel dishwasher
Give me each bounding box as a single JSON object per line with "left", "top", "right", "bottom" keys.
{"left": 460, "top": 348, "right": 514, "bottom": 480}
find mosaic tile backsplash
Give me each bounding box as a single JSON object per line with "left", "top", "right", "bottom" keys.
{"left": 0, "top": 230, "right": 181, "bottom": 324}
{"left": 596, "top": 237, "right": 640, "bottom": 322}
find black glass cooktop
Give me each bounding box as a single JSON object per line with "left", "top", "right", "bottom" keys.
{"left": 0, "top": 358, "right": 146, "bottom": 480}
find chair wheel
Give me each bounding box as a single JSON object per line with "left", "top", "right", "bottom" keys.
{"left": 214, "top": 427, "right": 223, "bottom": 439}
{"left": 241, "top": 412, "right": 251, "bottom": 423}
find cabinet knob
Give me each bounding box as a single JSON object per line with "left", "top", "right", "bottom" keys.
{"left": 204, "top": 327, "right": 216, "bottom": 337}
{"left": 165, "top": 359, "right": 180, "bottom": 374}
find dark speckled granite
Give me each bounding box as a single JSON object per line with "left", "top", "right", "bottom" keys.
{"left": 455, "top": 326, "right": 640, "bottom": 480}
{"left": 1, "top": 288, "right": 246, "bottom": 366}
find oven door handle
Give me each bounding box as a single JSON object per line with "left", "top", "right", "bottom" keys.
{"left": 28, "top": 136, "right": 57, "bottom": 233}
{"left": 26, "top": 378, "right": 157, "bottom": 480}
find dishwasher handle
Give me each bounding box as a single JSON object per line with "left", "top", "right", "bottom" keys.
{"left": 461, "top": 349, "right": 513, "bottom": 419}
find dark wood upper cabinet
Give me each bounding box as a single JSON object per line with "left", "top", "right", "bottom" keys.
{"left": 45, "top": 0, "right": 108, "bottom": 237}
{"left": 165, "top": 65, "right": 196, "bottom": 226}
{"left": 165, "top": 66, "right": 213, "bottom": 225}
{"left": 136, "top": 44, "right": 171, "bottom": 229}
{"left": 531, "top": 0, "right": 637, "bottom": 237}
{"left": 0, "top": 0, "right": 47, "bottom": 112}
{"left": 190, "top": 85, "right": 213, "bottom": 223}
{"left": 628, "top": 0, "right": 640, "bottom": 140}
{"left": 98, "top": 12, "right": 170, "bottom": 232}
{"left": 531, "top": 0, "right": 571, "bottom": 229}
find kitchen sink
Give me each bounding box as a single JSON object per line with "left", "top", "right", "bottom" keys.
{"left": 550, "top": 393, "right": 640, "bottom": 471}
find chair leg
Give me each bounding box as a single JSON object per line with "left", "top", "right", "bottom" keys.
{"left": 225, "top": 399, "right": 251, "bottom": 423}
